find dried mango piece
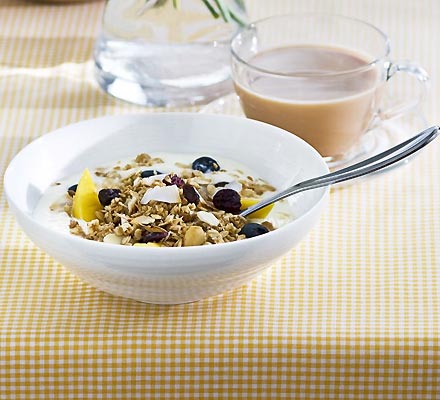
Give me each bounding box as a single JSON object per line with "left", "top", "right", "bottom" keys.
{"left": 72, "top": 168, "right": 102, "bottom": 221}
{"left": 133, "top": 243, "right": 162, "bottom": 248}
{"left": 240, "top": 198, "right": 274, "bottom": 219}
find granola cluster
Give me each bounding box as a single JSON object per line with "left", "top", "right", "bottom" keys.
{"left": 65, "top": 153, "right": 276, "bottom": 247}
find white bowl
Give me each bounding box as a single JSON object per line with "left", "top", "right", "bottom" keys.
{"left": 4, "top": 113, "right": 329, "bottom": 304}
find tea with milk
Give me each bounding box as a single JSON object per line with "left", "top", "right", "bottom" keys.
{"left": 235, "top": 45, "right": 382, "bottom": 157}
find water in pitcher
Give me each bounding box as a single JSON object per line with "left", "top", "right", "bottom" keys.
{"left": 94, "top": 0, "right": 246, "bottom": 107}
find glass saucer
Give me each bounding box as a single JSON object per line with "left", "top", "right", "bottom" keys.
{"left": 200, "top": 93, "right": 430, "bottom": 175}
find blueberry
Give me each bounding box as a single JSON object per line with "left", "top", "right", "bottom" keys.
{"left": 182, "top": 184, "right": 200, "bottom": 204}
{"left": 239, "top": 223, "right": 269, "bottom": 238}
{"left": 67, "top": 184, "right": 78, "bottom": 197}
{"left": 98, "top": 188, "right": 121, "bottom": 206}
{"left": 191, "top": 156, "right": 220, "bottom": 173}
{"left": 140, "top": 231, "right": 167, "bottom": 243}
{"left": 141, "top": 169, "right": 162, "bottom": 178}
{"left": 213, "top": 189, "right": 241, "bottom": 214}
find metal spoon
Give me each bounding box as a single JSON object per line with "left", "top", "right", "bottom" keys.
{"left": 240, "top": 126, "right": 439, "bottom": 218}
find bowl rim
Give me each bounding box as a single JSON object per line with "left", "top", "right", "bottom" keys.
{"left": 4, "top": 112, "right": 329, "bottom": 257}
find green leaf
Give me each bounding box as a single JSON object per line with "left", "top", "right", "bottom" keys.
{"left": 145, "top": 0, "right": 245, "bottom": 25}
{"left": 201, "top": 0, "right": 220, "bottom": 19}
{"left": 213, "top": 0, "right": 231, "bottom": 23}
{"left": 229, "top": 9, "right": 246, "bottom": 27}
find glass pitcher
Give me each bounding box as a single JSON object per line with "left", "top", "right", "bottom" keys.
{"left": 94, "top": 0, "right": 247, "bottom": 107}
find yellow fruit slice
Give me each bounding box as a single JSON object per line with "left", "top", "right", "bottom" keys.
{"left": 240, "top": 197, "right": 274, "bottom": 219}
{"left": 72, "top": 168, "right": 102, "bottom": 221}
{"left": 133, "top": 242, "right": 162, "bottom": 248}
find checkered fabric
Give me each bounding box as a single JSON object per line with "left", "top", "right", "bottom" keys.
{"left": 0, "top": 0, "right": 439, "bottom": 398}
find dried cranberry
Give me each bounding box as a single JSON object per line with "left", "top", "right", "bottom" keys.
{"left": 239, "top": 223, "right": 269, "bottom": 238}
{"left": 213, "top": 189, "right": 241, "bottom": 214}
{"left": 182, "top": 184, "right": 200, "bottom": 204}
{"left": 98, "top": 188, "right": 121, "bottom": 206}
{"left": 163, "top": 174, "right": 185, "bottom": 188}
{"left": 140, "top": 231, "right": 167, "bottom": 243}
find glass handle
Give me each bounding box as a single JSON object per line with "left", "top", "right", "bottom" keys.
{"left": 378, "top": 60, "right": 430, "bottom": 121}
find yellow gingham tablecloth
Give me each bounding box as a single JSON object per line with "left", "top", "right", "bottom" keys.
{"left": 1, "top": 0, "right": 439, "bottom": 398}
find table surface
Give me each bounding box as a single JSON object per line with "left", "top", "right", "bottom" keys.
{"left": 1, "top": 0, "right": 439, "bottom": 399}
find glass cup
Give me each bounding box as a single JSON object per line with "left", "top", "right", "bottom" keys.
{"left": 231, "top": 14, "right": 429, "bottom": 166}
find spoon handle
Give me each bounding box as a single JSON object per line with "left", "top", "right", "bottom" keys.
{"left": 240, "top": 126, "right": 439, "bottom": 218}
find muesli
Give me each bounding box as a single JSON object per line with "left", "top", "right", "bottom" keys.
{"left": 41, "top": 153, "right": 286, "bottom": 247}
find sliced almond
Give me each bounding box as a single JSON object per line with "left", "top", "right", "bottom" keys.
{"left": 144, "top": 226, "right": 167, "bottom": 233}
{"left": 197, "top": 211, "right": 220, "bottom": 227}
{"left": 206, "top": 184, "right": 217, "bottom": 196}
{"left": 103, "top": 233, "right": 123, "bottom": 245}
{"left": 121, "top": 236, "right": 131, "bottom": 245}
{"left": 133, "top": 177, "right": 142, "bottom": 187}
{"left": 131, "top": 215, "right": 155, "bottom": 225}
{"left": 118, "top": 214, "right": 131, "bottom": 232}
